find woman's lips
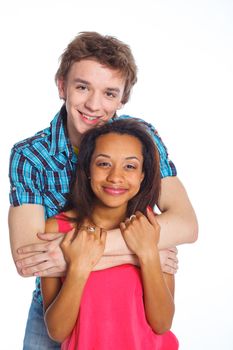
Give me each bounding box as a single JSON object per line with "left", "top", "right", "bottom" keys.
{"left": 103, "top": 187, "right": 128, "bottom": 195}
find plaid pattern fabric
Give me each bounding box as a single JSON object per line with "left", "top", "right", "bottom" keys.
{"left": 9, "top": 106, "right": 77, "bottom": 219}
{"left": 9, "top": 106, "right": 177, "bottom": 304}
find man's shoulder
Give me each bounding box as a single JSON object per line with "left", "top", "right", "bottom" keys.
{"left": 12, "top": 125, "right": 51, "bottom": 154}
{"left": 118, "top": 114, "right": 158, "bottom": 132}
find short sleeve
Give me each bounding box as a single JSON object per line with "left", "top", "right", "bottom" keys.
{"left": 144, "top": 122, "right": 177, "bottom": 178}
{"left": 9, "top": 147, "right": 43, "bottom": 206}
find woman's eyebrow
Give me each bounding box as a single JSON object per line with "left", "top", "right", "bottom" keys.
{"left": 94, "top": 154, "right": 111, "bottom": 159}
{"left": 94, "top": 154, "right": 140, "bottom": 161}
{"left": 125, "top": 156, "right": 140, "bottom": 161}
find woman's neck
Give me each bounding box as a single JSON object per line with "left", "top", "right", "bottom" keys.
{"left": 90, "top": 205, "right": 127, "bottom": 230}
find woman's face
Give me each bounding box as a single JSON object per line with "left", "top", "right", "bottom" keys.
{"left": 90, "top": 133, "right": 145, "bottom": 212}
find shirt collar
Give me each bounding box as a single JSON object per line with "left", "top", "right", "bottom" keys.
{"left": 49, "top": 105, "right": 73, "bottom": 157}
{"left": 49, "top": 107, "right": 120, "bottom": 157}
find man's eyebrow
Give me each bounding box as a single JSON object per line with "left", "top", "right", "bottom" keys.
{"left": 73, "top": 78, "right": 90, "bottom": 84}
{"left": 73, "top": 79, "right": 121, "bottom": 93}
{"left": 106, "top": 87, "right": 121, "bottom": 93}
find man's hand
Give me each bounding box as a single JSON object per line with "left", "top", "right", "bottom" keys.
{"left": 15, "top": 232, "right": 68, "bottom": 277}
{"left": 159, "top": 247, "right": 178, "bottom": 274}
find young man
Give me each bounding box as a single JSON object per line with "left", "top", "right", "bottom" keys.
{"left": 9, "top": 32, "right": 198, "bottom": 349}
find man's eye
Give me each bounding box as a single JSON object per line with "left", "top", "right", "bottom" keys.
{"left": 106, "top": 92, "right": 116, "bottom": 98}
{"left": 76, "top": 85, "right": 87, "bottom": 90}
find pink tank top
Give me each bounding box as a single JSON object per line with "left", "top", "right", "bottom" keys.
{"left": 56, "top": 213, "right": 179, "bottom": 350}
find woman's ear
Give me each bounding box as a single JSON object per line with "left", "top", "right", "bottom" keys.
{"left": 57, "top": 79, "right": 66, "bottom": 100}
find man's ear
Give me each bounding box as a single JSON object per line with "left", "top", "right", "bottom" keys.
{"left": 57, "top": 79, "right": 66, "bottom": 100}
{"left": 117, "top": 102, "right": 123, "bottom": 110}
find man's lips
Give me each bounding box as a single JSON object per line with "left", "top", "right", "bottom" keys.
{"left": 79, "top": 111, "right": 102, "bottom": 124}
{"left": 103, "top": 187, "right": 128, "bottom": 195}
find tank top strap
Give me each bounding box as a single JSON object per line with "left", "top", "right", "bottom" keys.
{"left": 54, "top": 212, "right": 73, "bottom": 233}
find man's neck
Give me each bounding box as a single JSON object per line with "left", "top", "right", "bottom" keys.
{"left": 67, "top": 123, "right": 82, "bottom": 148}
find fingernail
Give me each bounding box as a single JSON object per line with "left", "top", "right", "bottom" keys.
{"left": 16, "top": 261, "right": 21, "bottom": 268}
{"left": 17, "top": 248, "right": 22, "bottom": 254}
{"left": 147, "top": 206, "right": 153, "bottom": 212}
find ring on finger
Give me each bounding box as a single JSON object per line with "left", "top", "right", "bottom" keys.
{"left": 129, "top": 215, "right": 136, "bottom": 222}
{"left": 87, "top": 226, "right": 96, "bottom": 233}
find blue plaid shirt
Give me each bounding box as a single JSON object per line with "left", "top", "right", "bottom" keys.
{"left": 9, "top": 106, "right": 177, "bottom": 304}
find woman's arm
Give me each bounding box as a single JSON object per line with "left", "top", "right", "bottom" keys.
{"left": 139, "top": 251, "right": 174, "bottom": 333}
{"left": 41, "top": 218, "right": 106, "bottom": 342}
{"left": 120, "top": 209, "right": 175, "bottom": 334}
{"left": 41, "top": 218, "right": 84, "bottom": 342}
{"left": 42, "top": 262, "right": 89, "bottom": 342}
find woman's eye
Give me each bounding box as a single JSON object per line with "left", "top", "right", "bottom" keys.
{"left": 97, "top": 162, "right": 111, "bottom": 167}
{"left": 125, "top": 164, "right": 136, "bottom": 170}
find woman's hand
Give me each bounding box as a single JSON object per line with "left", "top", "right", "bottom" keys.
{"left": 120, "top": 208, "right": 160, "bottom": 260}
{"left": 61, "top": 226, "right": 107, "bottom": 276}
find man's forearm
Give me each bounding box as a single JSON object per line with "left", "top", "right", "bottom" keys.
{"left": 104, "top": 228, "right": 134, "bottom": 255}
{"left": 8, "top": 204, "right": 45, "bottom": 263}
{"left": 92, "top": 228, "right": 137, "bottom": 271}
{"left": 93, "top": 254, "right": 139, "bottom": 271}
{"left": 104, "top": 209, "right": 197, "bottom": 255}
{"left": 157, "top": 176, "right": 198, "bottom": 249}
{"left": 156, "top": 209, "right": 198, "bottom": 249}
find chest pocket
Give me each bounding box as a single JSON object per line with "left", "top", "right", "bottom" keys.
{"left": 42, "top": 169, "right": 74, "bottom": 215}
{"left": 43, "top": 169, "right": 72, "bottom": 193}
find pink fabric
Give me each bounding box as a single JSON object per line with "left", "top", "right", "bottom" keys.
{"left": 56, "top": 214, "right": 179, "bottom": 350}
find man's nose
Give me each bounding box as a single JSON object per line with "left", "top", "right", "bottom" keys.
{"left": 85, "top": 91, "right": 102, "bottom": 112}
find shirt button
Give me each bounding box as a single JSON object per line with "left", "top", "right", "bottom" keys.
{"left": 41, "top": 133, "right": 45, "bottom": 137}
{"left": 12, "top": 187, "right": 16, "bottom": 191}
{"left": 58, "top": 203, "right": 63, "bottom": 207}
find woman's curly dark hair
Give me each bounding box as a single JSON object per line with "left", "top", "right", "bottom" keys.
{"left": 65, "top": 118, "right": 161, "bottom": 225}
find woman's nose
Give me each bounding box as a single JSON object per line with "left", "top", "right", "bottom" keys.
{"left": 107, "top": 167, "right": 124, "bottom": 183}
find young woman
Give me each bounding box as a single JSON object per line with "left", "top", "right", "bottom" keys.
{"left": 41, "top": 119, "right": 179, "bottom": 350}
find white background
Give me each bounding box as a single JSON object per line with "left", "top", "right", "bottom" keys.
{"left": 0, "top": 1, "right": 233, "bottom": 349}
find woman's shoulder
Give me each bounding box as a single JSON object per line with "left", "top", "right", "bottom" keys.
{"left": 46, "top": 210, "right": 77, "bottom": 233}
{"left": 45, "top": 216, "right": 59, "bottom": 233}
{"left": 60, "top": 209, "right": 77, "bottom": 219}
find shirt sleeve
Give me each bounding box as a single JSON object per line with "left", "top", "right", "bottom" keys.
{"left": 9, "top": 147, "right": 44, "bottom": 206}
{"left": 143, "top": 121, "right": 177, "bottom": 178}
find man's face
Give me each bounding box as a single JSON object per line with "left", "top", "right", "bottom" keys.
{"left": 58, "top": 59, "right": 125, "bottom": 146}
